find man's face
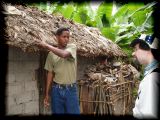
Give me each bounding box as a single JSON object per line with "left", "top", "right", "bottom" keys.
{"left": 56, "top": 31, "right": 70, "bottom": 48}
{"left": 132, "top": 44, "right": 148, "bottom": 65}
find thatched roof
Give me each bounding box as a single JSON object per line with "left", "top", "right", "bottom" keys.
{"left": 3, "top": 4, "right": 126, "bottom": 57}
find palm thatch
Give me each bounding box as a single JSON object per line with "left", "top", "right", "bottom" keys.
{"left": 3, "top": 4, "right": 126, "bottom": 57}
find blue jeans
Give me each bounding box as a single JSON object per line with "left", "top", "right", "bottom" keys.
{"left": 51, "top": 83, "right": 80, "bottom": 114}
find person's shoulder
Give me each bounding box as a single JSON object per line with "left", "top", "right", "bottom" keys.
{"left": 68, "top": 43, "right": 76, "bottom": 46}
{"left": 152, "top": 67, "right": 160, "bottom": 73}
{"left": 144, "top": 70, "right": 160, "bottom": 84}
{"left": 48, "top": 51, "right": 55, "bottom": 56}
{"left": 67, "top": 43, "right": 76, "bottom": 47}
{"left": 48, "top": 51, "right": 52, "bottom": 55}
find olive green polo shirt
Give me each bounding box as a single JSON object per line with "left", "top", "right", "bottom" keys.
{"left": 44, "top": 43, "right": 77, "bottom": 84}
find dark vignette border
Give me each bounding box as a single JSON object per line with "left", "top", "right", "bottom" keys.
{"left": 0, "top": 0, "right": 159, "bottom": 119}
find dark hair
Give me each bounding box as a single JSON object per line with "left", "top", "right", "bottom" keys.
{"left": 130, "top": 39, "right": 150, "bottom": 51}
{"left": 151, "top": 49, "right": 160, "bottom": 61}
{"left": 130, "top": 39, "right": 160, "bottom": 61}
{"left": 55, "top": 27, "right": 69, "bottom": 36}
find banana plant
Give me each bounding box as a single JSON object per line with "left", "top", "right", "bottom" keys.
{"left": 71, "top": 2, "right": 94, "bottom": 24}
{"left": 111, "top": 2, "right": 155, "bottom": 43}
{"left": 28, "top": 1, "right": 155, "bottom": 56}
{"left": 99, "top": 2, "right": 155, "bottom": 55}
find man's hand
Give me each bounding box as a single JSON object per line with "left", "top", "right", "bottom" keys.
{"left": 36, "top": 40, "right": 48, "bottom": 48}
{"left": 44, "top": 95, "right": 50, "bottom": 107}
{"left": 32, "top": 33, "right": 48, "bottom": 48}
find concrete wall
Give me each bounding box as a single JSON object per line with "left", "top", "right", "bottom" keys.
{"left": 6, "top": 47, "right": 40, "bottom": 115}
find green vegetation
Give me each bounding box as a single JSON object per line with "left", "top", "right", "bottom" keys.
{"left": 28, "top": 1, "right": 155, "bottom": 57}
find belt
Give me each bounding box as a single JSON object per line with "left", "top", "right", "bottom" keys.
{"left": 53, "top": 81, "right": 76, "bottom": 88}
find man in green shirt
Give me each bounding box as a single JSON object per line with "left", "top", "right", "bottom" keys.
{"left": 38, "top": 27, "right": 80, "bottom": 114}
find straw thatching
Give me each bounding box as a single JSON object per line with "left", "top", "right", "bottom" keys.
{"left": 3, "top": 4, "right": 126, "bottom": 57}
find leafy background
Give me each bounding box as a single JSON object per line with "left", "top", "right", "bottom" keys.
{"left": 28, "top": 1, "right": 155, "bottom": 58}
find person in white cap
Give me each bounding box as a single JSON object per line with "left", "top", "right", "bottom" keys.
{"left": 130, "top": 34, "right": 160, "bottom": 119}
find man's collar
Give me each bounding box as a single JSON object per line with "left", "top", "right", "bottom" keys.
{"left": 144, "top": 59, "right": 159, "bottom": 76}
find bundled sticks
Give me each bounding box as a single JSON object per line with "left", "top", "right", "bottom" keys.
{"left": 77, "top": 60, "right": 137, "bottom": 115}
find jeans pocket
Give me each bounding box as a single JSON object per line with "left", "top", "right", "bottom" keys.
{"left": 67, "top": 85, "right": 77, "bottom": 95}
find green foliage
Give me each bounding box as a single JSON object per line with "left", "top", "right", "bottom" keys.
{"left": 101, "top": 27, "right": 116, "bottom": 40}
{"left": 29, "top": 1, "right": 155, "bottom": 58}
{"left": 59, "top": 4, "right": 76, "bottom": 19}
{"left": 96, "top": 2, "right": 113, "bottom": 27}
{"left": 71, "top": 2, "right": 92, "bottom": 24}
{"left": 104, "top": 2, "right": 155, "bottom": 57}
{"left": 133, "top": 87, "right": 138, "bottom": 97}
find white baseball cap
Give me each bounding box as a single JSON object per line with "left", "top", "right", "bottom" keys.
{"left": 139, "top": 34, "right": 159, "bottom": 49}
